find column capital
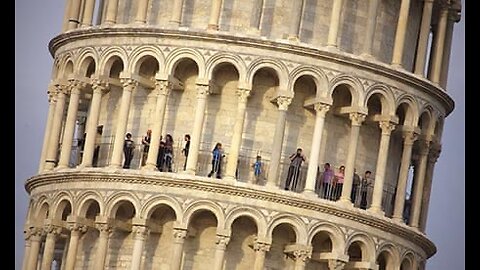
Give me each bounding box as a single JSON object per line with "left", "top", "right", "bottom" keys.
{"left": 253, "top": 241, "right": 271, "bottom": 252}
{"left": 91, "top": 78, "right": 109, "bottom": 93}
{"left": 196, "top": 84, "right": 210, "bottom": 98}
{"left": 47, "top": 89, "right": 57, "bottom": 103}
{"left": 328, "top": 259, "right": 347, "bottom": 270}
{"left": 156, "top": 80, "right": 173, "bottom": 96}
{"left": 428, "top": 143, "right": 441, "bottom": 163}
{"left": 43, "top": 224, "right": 63, "bottom": 236}
{"left": 68, "top": 222, "right": 88, "bottom": 234}
{"left": 95, "top": 222, "right": 113, "bottom": 234}
{"left": 236, "top": 88, "right": 251, "bottom": 103}
{"left": 313, "top": 103, "right": 331, "bottom": 116}
{"left": 120, "top": 78, "right": 139, "bottom": 91}
{"left": 215, "top": 235, "right": 231, "bottom": 250}
{"left": 417, "top": 139, "right": 431, "bottom": 156}
{"left": 131, "top": 225, "right": 150, "bottom": 240}
{"left": 402, "top": 130, "right": 419, "bottom": 145}
{"left": 277, "top": 96, "right": 292, "bottom": 111}
{"left": 291, "top": 247, "right": 312, "bottom": 263}
{"left": 28, "top": 227, "right": 44, "bottom": 241}
{"left": 172, "top": 228, "right": 188, "bottom": 243}
{"left": 379, "top": 121, "right": 396, "bottom": 135}
{"left": 349, "top": 112, "right": 367, "bottom": 126}
{"left": 68, "top": 79, "right": 88, "bottom": 93}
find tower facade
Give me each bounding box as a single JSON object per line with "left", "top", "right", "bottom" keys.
{"left": 21, "top": 0, "right": 462, "bottom": 269}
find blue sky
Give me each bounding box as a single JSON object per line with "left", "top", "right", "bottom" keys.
{"left": 15, "top": 1, "right": 464, "bottom": 269}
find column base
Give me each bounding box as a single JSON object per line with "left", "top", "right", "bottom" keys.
{"left": 182, "top": 169, "right": 196, "bottom": 176}
{"left": 222, "top": 176, "right": 237, "bottom": 185}
{"left": 302, "top": 189, "right": 319, "bottom": 199}
{"left": 391, "top": 63, "right": 404, "bottom": 69}
{"left": 337, "top": 198, "right": 354, "bottom": 208}
{"left": 141, "top": 164, "right": 158, "bottom": 171}
{"left": 391, "top": 215, "right": 405, "bottom": 223}
{"left": 207, "top": 24, "right": 219, "bottom": 31}
{"left": 366, "top": 206, "right": 384, "bottom": 216}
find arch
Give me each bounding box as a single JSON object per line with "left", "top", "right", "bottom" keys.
{"left": 53, "top": 199, "right": 72, "bottom": 221}
{"left": 345, "top": 232, "right": 376, "bottom": 262}
{"left": 35, "top": 201, "right": 50, "bottom": 221}
{"left": 266, "top": 214, "right": 307, "bottom": 245}
{"left": 141, "top": 195, "right": 183, "bottom": 221}
{"left": 224, "top": 206, "right": 267, "bottom": 238}
{"left": 205, "top": 52, "right": 247, "bottom": 83}
{"left": 289, "top": 66, "right": 329, "bottom": 98}
{"left": 400, "top": 251, "right": 416, "bottom": 270}
{"left": 418, "top": 106, "right": 434, "bottom": 136}
{"left": 182, "top": 200, "right": 225, "bottom": 229}
{"left": 246, "top": 58, "right": 289, "bottom": 92}
{"left": 376, "top": 242, "right": 400, "bottom": 268}
{"left": 328, "top": 74, "right": 364, "bottom": 107}
{"left": 364, "top": 83, "right": 396, "bottom": 116}
{"left": 60, "top": 60, "right": 75, "bottom": 80}
{"left": 97, "top": 46, "right": 129, "bottom": 76}
{"left": 307, "top": 222, "right": 345, "bottom": 253}
{"left": 75, "top": 47, "right": 99, "bottom": 76}
{"left": 164, "top": 47, "right": 206, "bottom": 79}
{"left": 128, "top": 46, "right": 165, "bottom": 75}
{"left": 104, "top": 192, "right": 140, "bottom": 218}
{"left": 56, "top": 52, "right": 75, "bottom": 79}
{"left": 395, "top": 94, "right": 420, "bottom": 127}
{"left": 76, "top": 190, "right": 105, "bottom": 217}
{"left": 51, "top": 191, "right": 74, "bottom": 218}
{"left": 433, "top": 115, "right": 445, "bottom": 141}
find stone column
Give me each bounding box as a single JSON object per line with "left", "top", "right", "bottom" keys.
{"left": 134, "top": 0, "right": 150, "bottom": 24}
{"left": 339, "top": 112, "right": 366, "bottom": 204}
{"left": 208, "top": 0, "right": 223, "bottom": 30}
{"left": 67, "top": 0, "right": 82, "bottom": 30}
{"left": 109, "top": 78, "right": 138, "bottom": 168}
{"left": 170, "top": 0, "right": 184, "bottom": 26}
{"left": 104, "top": 0, "right": 119, "bottom": 24}
{"left": 58, "top": 80, "right": 85, "bottom": 169}
{"left": 38, "top": 86, "right": 57, "bottom": 173}
{"left": 81, "top": 0, "right": 96, "bottom": 27}
{"left": 22, "top": 228, "right": 34, "bottom": 270}
{"left": 224, "top": 88, "right": 251, "bottom": 181}
{"left": 392, "top": 131, "right": 417, "bottom": 222}
{"left": 429, "top": 6, "right": 448, "bottom": 84}
{"left": 288, "top": 0, "right": 305, "bottom": 41}
{"left": 292, "top": 248, "right": 312, "bottom": 270}
{"left": 413, "top": 0, "right": 434, "bottom": 76}
{"left": 391, "top": 0, "right": 411, "bottom": 67}
{"left": 93, "top": 223, "right": 113, "bottom": 270}
{"left": 130, "top": 226, "right": 150, "bottom": 270}
{"left": 40, "top": 225, "right": 63, "bottom": 270}
{"left": 303, "top": 103, "right": 330, "bottom": 196}
{"left": 213, "top": 235, "right": 230, "bottom": 270}
{"left": 44, "top": 84, "right": 67, "bottom": 171}
{"left": 81, "top": 79, "right": 107, "bottom": 167}
{"left": 327, "top": 0, "right": 344, "bottom": 48}
{"left": 368, "top": 121, "right": 396, "bottom": 214}
{"left": 171, "top": 228, "right": 187, "bottom": 270}
{"left": 419, "top": 143, "right": 441, "bottom": 232}
{"left": 144, "top": 80, "right": 172, "bottom": 170}
{"left": 362, "top": 0, "right": 380, "bottom": 56}
{"left": 62, "top": 0, "right": 73, "bottom": 31}
{"left": 409, "top": 139, "right": 430, "bottom": 228}
{"left": 328, "top": 259, "right": 346, "bottom": 270}
{"left": 439, "top": 12, "right": 457, "bottom": 88}
{"left": 185, "top": 84, "right": 210, "bottom": 175}
{"left": 64, "top": 223, "right": 88, "bottom": 270}
{"left": 267, "top": 96, "right": 292, "bottom": 187}
{"left": 26, "top": 228, "right": 43, "bottom": 270}
{"left": 253, "top": 241, "right": 271, "bottom": 270}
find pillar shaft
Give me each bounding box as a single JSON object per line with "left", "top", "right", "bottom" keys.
{"left": 369, "top": 121, "right": 395, "bottom": 214}
{"left": 419, "top": 144, "right": 440, "bottom": 231}
{"left": 185, "top": 84, "right": 210, "bottom": 174}
{"left": 26, "top": 230, "right": 43, "bottom": 270}
{"left": 134, "top": 0, "right": 150, "bottom": 23}
{"left": 22, "top": 230, "right": 33, "bottom": 270}
{"left": 81, "top": 0, "right": 96, "bottom": 27}
{"left": 170, "top": 0, "right": 184, "bottom": 25}
{"left": 429, "top": 7, "right": 449, "bottom": 83}
{"left": 44, "top": 85, "right": 67, "bottom": 170}
{"left": 93, "top": 224, "right": 112, "bottom": 270}
{"left": 440, "top": 16, "right": 455, "bottom": 88}
{"left": 339, "top": 113, "right": 366, "bottom": 204}
{"left": 81, "top": 80, "right": 106, "bottom": 167}
{"left": 208, "top": 0, "right": 223, "bottom": 30}
{"left": 40, "top": 226, "right": 62, "bottom": 270}
{"left": 145, "top": 80, "right": 172, "bottom": 170}
{"left": 414, "top": 0, "right": 434, "bottom": 76}
{"left": 225, "top": 88, "right": 251, "bottom": 180}
{"left": 391, "top": 0, "right": 411, "bottom": 66}
{"left": 171, "top": 228, "right": 187, "bottom": 270}
{"left": 392, "top": 131, "right": 417, "bottom": 222}
{"left": 130, "top": 226, "right": 150, "bottom": 270}
{"left": 362, "top": 0, "right": 380, "bottom": 56}
{"left": 58, "top": 82, "right": 84, "bottom": 168}
{"left": 327, "top": 0, "right": 343, "bottom": 47}
{"left": 409, "top": 140, "right": 430, "bottom": 228}
{"left": 213, "top": 235, "right": 230, "bottom": 270}
{"left": 253, "top": 241, "right": 270, "bottom": 270}
{"left": 64, "top": 224, "right": 87, "bottom": 270}
{"left": 288, "top": 0, "right": 305, "bottom": 40}
{"left": 38, "top": 88, "right": 57, "bottom": 173}
{"left": 67, "top": 0, "right": 82, "bottom": 30}
{"left": 62, "top": 0, "right": 73, "bottom": 31}
{"left": 267, "top": 97, "right": 292, "bottom": 187}
{"left": 104, "top": 0, "right": 119, "bottom": 24}
{"left": 110, "top": 79, "right": 137, "bottom": 168}
{"left": 303, "top": 103, "right": 330, "bottom": 195}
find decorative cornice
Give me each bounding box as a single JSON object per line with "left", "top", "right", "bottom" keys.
{"left": 47, "top": 28, "right": 454, "bottom": 116}
{"left": 25, "top": 171, "right": 436, "bottom": 257}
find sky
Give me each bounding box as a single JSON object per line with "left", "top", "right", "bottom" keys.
{"left": 14, "top": 1, "right": 465, "bottom": 269}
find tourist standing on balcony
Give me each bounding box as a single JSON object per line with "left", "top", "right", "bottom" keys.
{"left": 351, "top": 168, "right": 361, "bottom": 204}
{"left": 164, "top": 134, "right": 174, "bottom": 172}
{"left": 319, "top": 163, "right": 335, "bottom": 199}
{"left": 181, "top": 134, "right": 191, "bottom": 170}
{"left": 156, "top": 138, "right": 165, "bottom": 171}
{"left": 123, "top": 132, "right": 135, "bottom": 169}
{"left": 284, "top": 148, "right": 306, "bottom": 191}
{"left": 141, "top": 129, "right": 152, "bottom": 166}
{"left": 360, "top": 170, "right": 372, "bottom": 209}
{"left": 208, "top": 142, "right": 224, "bottom": 179}
{"left": 252, "top": 155, "right": 263, "bottom": 183}
{"left": 333, "top": 165, "right": 345, "bottom": 200}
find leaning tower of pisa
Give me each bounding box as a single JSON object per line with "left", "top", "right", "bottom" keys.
{"left": 21, "top": 0, "right": 462, "bottom": 269}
